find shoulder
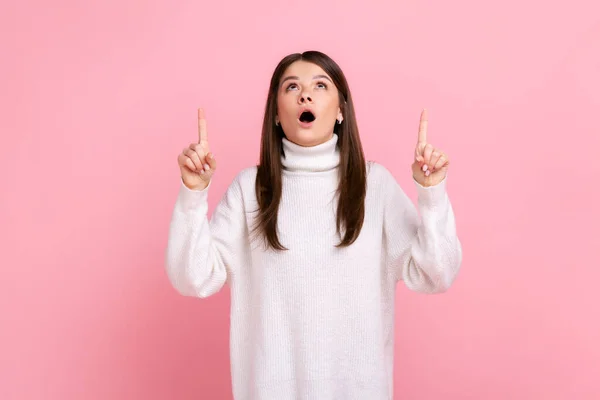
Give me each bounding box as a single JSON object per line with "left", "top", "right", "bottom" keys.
{"left": 224, "top": 166, "right": 258, "bottom": 201}
{"left": 233, "top": 166, "right": 258, "bottom": 187}
{"left": 366, "top": 160, "right": 412, "bottom": 203}
{"left": 366, "top": 160, "right": 399, "bottom": 188}
{"left": 211, "top": 166, "right": 258, "bottom": 212}
{"left": 365, "top": 161, "right": 414, "bottom": 212}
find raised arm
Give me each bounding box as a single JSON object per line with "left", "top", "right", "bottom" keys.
{"left": 165, "top": 108, "right": 247, "bottom": 298}
{"left": 383, "top": 109, "right": 462, "bottom": 293}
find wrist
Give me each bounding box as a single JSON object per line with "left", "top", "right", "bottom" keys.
{"left": 182, "top": 177, "right": 210, "bottom": 192}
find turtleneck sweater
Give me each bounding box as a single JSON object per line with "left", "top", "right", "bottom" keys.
{"left": 165, "top": 134, "right": 462, "bottom": 400}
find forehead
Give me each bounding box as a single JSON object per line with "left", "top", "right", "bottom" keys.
{"left": 281, "top": 60, "right": 330, "bottom": 80}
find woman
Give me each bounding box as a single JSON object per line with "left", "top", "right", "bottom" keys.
{"left": 166, "top": 50, "right": 462, "bottom": 399}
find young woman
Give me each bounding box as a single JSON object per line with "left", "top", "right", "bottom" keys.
{"left": 166, "top": 50, "right": 462, "bottom": 399}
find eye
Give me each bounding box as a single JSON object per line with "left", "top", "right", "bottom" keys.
{"left": 316, "top": 81, "right": 328, "bottom": 89}
{"left": 285, "top": 83, "right": 298, "bottom": 91}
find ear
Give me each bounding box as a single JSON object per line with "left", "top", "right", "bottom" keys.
{"left": 337, "top": 108, "right": 343, "bottom": 124}
{"left": 275, "top": 115, "right": 280, "bottom": 125}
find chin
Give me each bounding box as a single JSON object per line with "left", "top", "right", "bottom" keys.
{"left": 285, "top": 129, "right": 332, "bottom": 147}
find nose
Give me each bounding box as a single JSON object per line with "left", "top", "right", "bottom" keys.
{"left": 298, "top": 90, "right": 313, "bottom": 104}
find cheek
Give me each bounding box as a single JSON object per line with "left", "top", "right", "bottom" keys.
{"left": 320, "top": 97, "right": 340, "bottom": 119}
{"left": 277, "top": 96, "right": 295, "bottom": 119}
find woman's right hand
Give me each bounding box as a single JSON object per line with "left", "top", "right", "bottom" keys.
{"left": 177, "top": 108, "right": 217, "bottom": 191}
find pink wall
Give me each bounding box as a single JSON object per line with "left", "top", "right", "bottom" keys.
{"left": 2, "top": 0, "right": 599, "bottom": 399}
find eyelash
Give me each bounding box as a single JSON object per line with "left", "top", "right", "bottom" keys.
{"left": 285, "top": 81, "right": 328, "bottom": 91}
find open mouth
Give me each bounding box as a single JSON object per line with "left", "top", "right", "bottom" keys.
{"left": 298, "top": 110, "right": 316, "bottom": 123}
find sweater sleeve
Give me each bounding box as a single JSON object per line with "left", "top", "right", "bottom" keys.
{"left": 164, "top": 175, "right": 248, "bottom": 298}
{"left": 381, "top": 168, "right": 462, "bottom": 293}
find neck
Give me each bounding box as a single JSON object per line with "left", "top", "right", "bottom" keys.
{"left": 281, "top": 134, "right": 340, "bottom": 173}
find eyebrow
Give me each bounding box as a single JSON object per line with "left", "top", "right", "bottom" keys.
{"left": 280, "top": 74, "right": 333, "bottom": 87}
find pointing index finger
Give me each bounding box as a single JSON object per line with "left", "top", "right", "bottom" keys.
{"left": 198, "top": 108, "right": 208, "bottom": 144}
{"left": 418, "top": 108, "right": 428, "bottom": 144}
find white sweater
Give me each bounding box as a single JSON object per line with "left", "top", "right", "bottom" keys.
{"left": 165, "top": 134, "right": 462, "bottom": 400}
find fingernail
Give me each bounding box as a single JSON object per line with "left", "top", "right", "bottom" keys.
{"left": 204, "top": 164, "right": 210, "bottom": 171}
{"left": 422, "top": 164, "right": 428, "bottom": 172}
{"left": 425, "top": 170, "right": 430, "bottom": 177}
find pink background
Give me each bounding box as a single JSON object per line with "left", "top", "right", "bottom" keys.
{"left": 2, "top": 0, "right": 599, "bottom": 399}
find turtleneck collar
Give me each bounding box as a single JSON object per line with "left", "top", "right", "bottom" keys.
{"left": 280, "top": 134, "right": 340, "bottom": 173}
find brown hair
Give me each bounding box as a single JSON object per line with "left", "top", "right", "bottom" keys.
{"left": 254, "top": 50, "right": 367, "bottom": 250}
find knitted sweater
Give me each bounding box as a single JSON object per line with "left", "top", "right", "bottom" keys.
{"left": 165, "top": 134, "right": 462, "bottom": 400}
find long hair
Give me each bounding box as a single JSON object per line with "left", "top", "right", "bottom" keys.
{"left": 254, "top": 50, "right": 367, "bottom": 250}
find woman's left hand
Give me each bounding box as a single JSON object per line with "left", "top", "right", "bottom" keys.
{"left": 412, "top": 109, "right": 450, "bottom": 187}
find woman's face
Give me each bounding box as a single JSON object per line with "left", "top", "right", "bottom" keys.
{"left": 276, "top": 60, "right": 343, "bottom": 147}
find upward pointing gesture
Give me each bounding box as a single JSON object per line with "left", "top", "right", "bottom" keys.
{"left": 412, "top": 109, "right": 450, "bottom": 187}
{"left": 417, "top": 108, "right": 428, "bottom": 144}
{"left": 178, "top": 108, "right": 217, "bottom": 191}
{"left": 198, "top": 108, "right": 209, "bottom": 151}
